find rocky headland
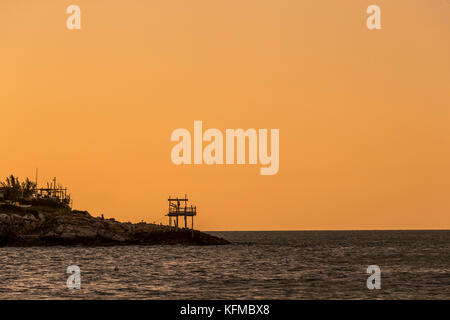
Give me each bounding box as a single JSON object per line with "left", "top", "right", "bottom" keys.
{"left": 0, "top": 202, "right": 229, "bottom": 246}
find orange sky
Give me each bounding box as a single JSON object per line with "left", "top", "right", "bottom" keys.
{"left": 1, "top": 0, "right": 449, "bottom": 230}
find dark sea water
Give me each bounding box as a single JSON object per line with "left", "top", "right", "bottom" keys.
{"left": 0, "top": 231, "right": 448, "bottom": 299}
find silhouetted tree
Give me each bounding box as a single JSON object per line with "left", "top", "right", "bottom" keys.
{"left": 0, "top": 175, "right": 36, "bottom": 201}
{"left": 21, "top": 178, "right": 37, "bottom": 199}
{"left": 1, "top": 175, "right": 22, "bottom": 201}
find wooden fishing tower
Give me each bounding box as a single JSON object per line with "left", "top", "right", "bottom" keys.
{"left": 167, "top": 194, "right": 197, "bottom": 229}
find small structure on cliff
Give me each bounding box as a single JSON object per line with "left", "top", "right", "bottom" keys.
{"left": 35, "top": 177, "right": 72, "bottom": 207}
{"left": 167, "top": 195, "right": 197, "bottom": 230}
{"left": 0, "top": 173, "right": 72, "bottom": 208}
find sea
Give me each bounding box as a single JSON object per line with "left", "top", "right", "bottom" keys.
{"left": 0, "top": 230, "right": 448, "bottom": 299}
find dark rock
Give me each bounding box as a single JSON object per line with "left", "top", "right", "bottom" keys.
{"left": 0, "top": 206, "right": 229, "bottom": 247}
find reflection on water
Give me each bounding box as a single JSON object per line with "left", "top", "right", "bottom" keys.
{"left": 0, "top": 230, "right": 449, "bottom": 299}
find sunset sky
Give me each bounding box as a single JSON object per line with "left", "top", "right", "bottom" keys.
{"left": 1, "top": 0, "right": 449, "bottom": 230}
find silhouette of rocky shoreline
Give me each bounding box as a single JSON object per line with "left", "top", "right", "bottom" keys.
{"left": 0, "top": 203, "right": 229, "bottom": 246}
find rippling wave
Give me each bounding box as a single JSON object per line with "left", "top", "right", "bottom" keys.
{"left": 0, "top": 230, "right": 448, "bottom": 299}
